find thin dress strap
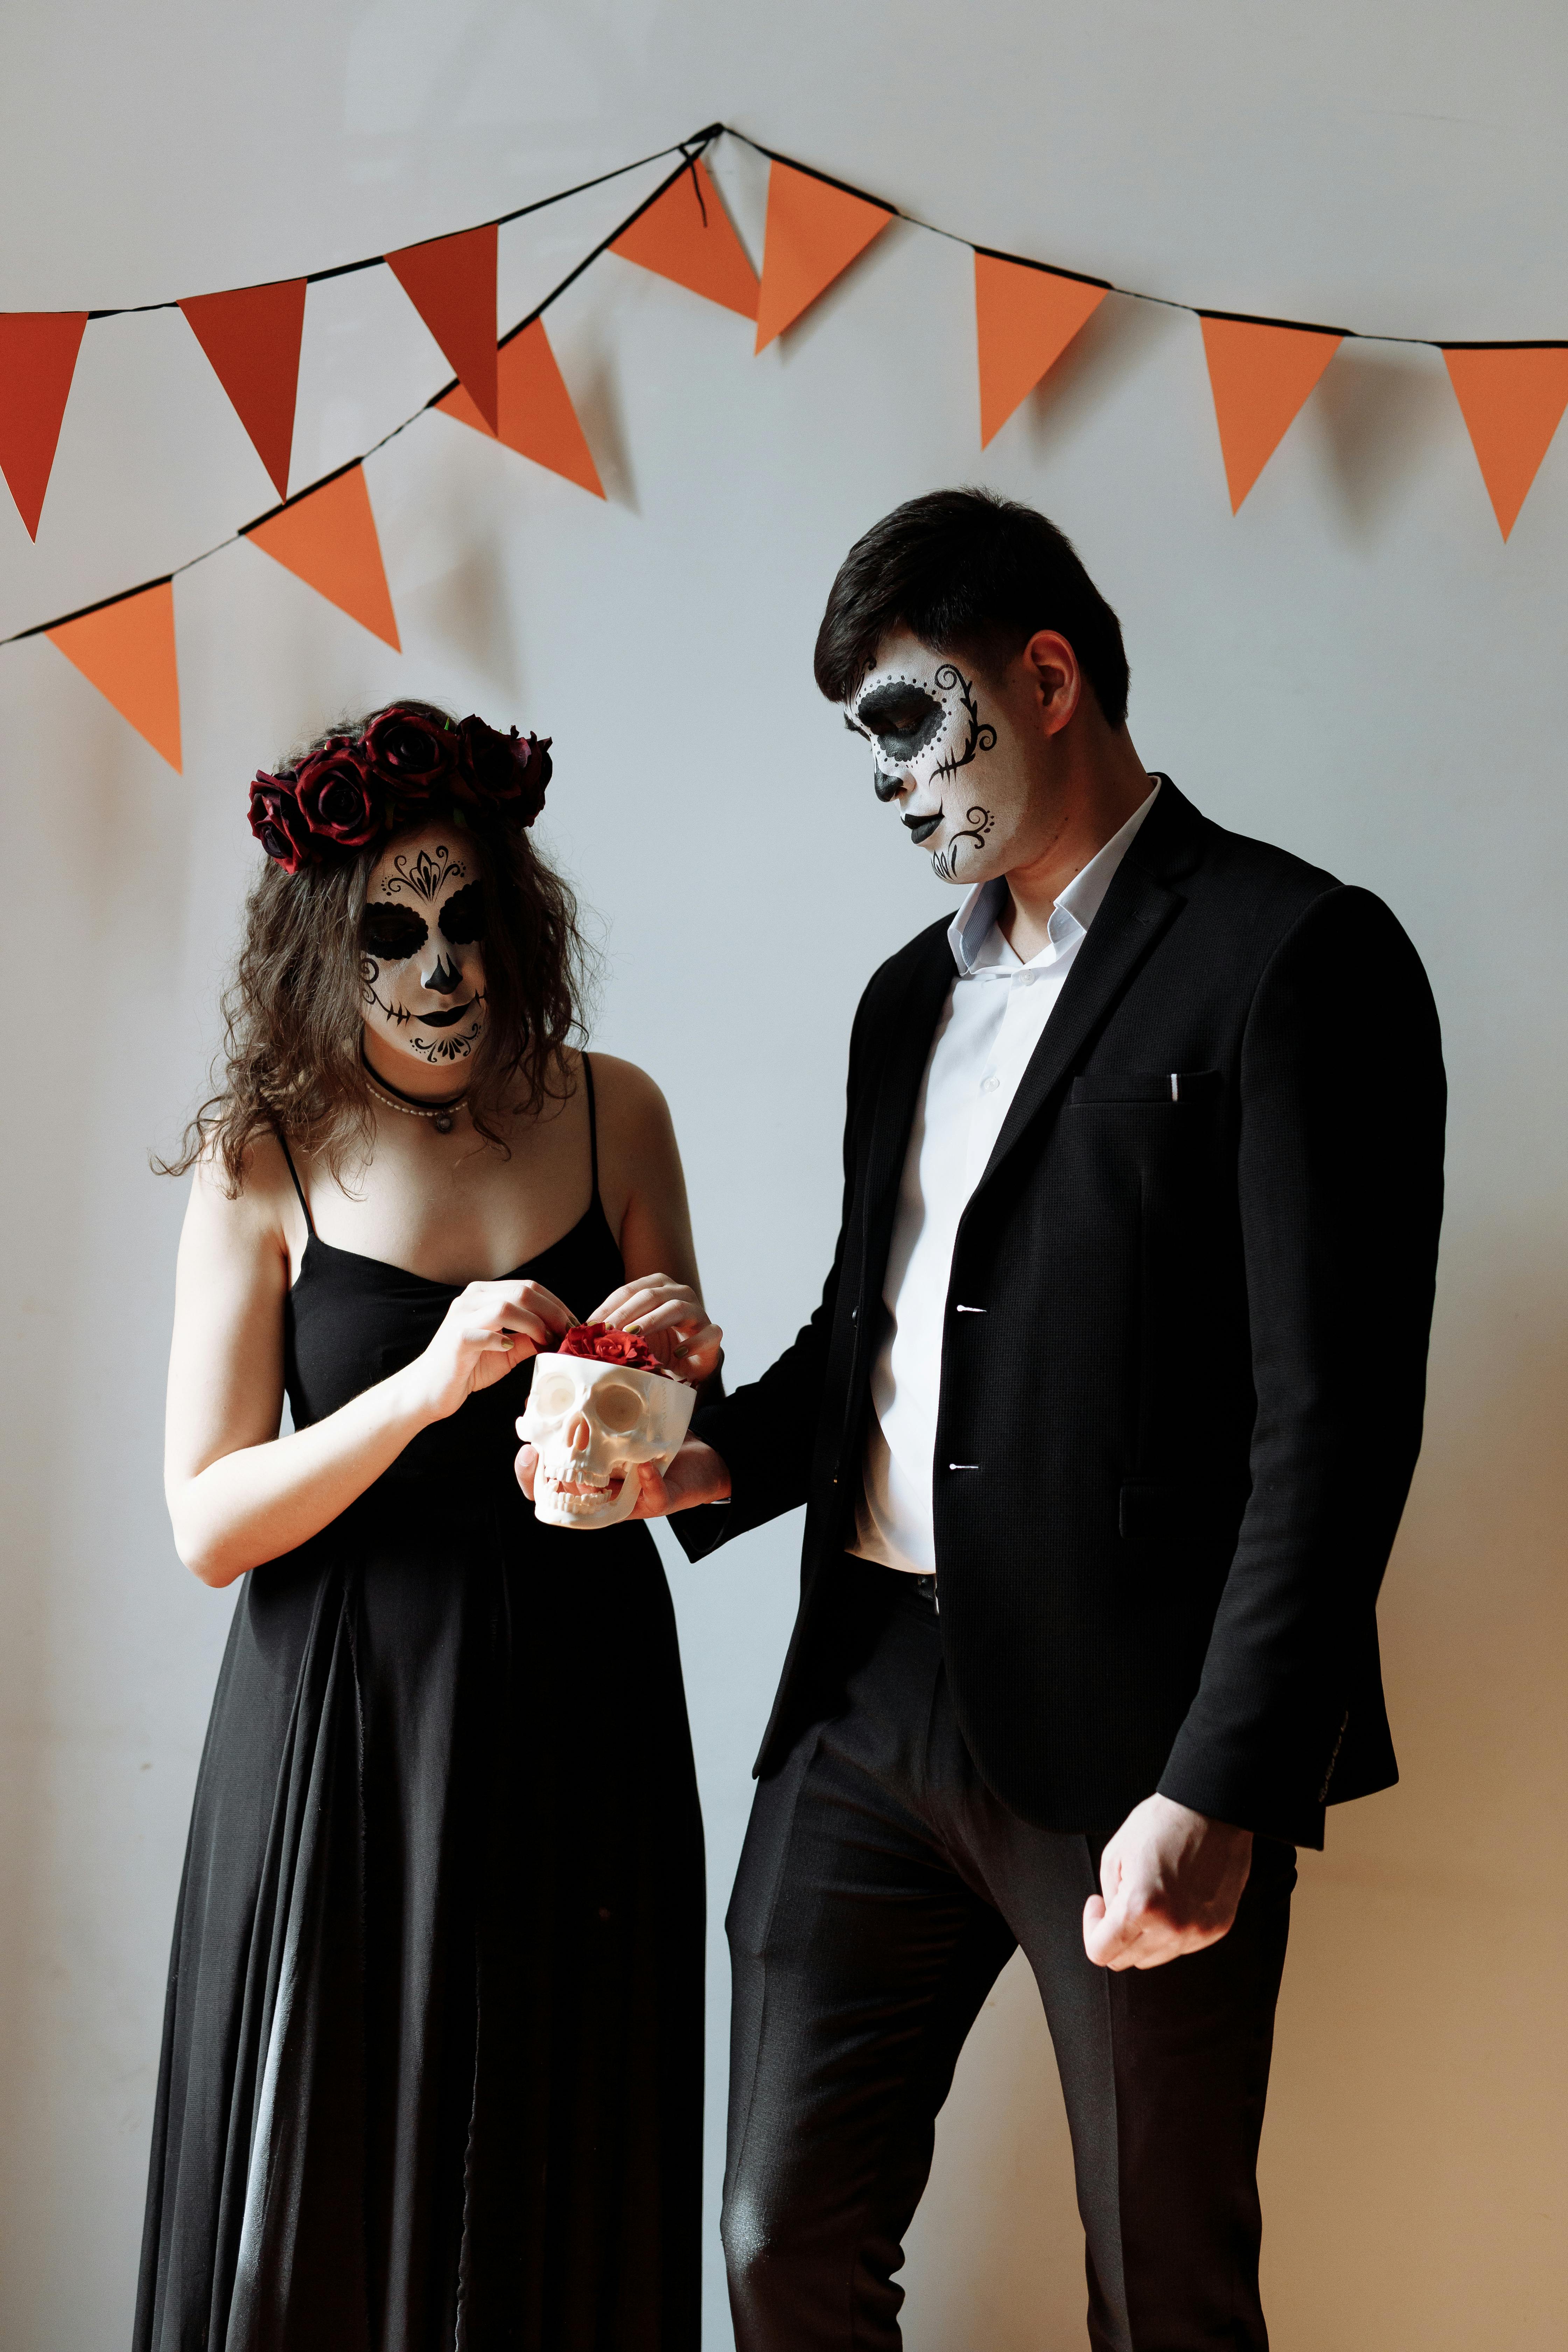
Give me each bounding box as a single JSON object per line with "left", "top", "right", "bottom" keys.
{"left": 582, "top": 1053, "right": 601, "bottom": 1208}
{"left": 275, "top": 1128, "right": 317, "bottom": 1240}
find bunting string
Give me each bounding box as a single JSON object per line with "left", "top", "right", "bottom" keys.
{"left": 4, "top": 120, "right": 1563, "bottom": 766}
{"left": 77, "top": 135, "right": 719, "bottom": 323}
{"left": 0, "top": 135, "right": 722, "bottom": 651}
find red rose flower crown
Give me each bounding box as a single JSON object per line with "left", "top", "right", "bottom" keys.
{"left": 248, "top": 704, "right": 552, "bottom": 876}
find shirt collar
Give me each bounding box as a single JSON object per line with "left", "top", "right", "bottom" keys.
{"left": 947, "top": 780, "right": 1161, "bottom": 977}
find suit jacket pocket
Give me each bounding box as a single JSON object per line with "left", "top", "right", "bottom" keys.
{"left": 1070, "top": 1070, "right": 1223, "bottom": 1106}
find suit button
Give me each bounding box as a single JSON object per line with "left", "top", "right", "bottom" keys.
{"left": 850, "top": 1306, "right": 858, "bottom": 1322}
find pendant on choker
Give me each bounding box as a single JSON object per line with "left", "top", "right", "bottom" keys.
{"left": 361, "top": 1048, "right": 469, "bottom": 1134}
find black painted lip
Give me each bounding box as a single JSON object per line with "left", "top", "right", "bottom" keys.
{"left": 414, "top": 998, "right": 476, "bottom": 1029}
{"left": 903, "top": 813, "right": 942, "bottom": 845}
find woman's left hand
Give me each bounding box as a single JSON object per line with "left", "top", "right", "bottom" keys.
{"left": 587, "top": 1274, "right": 722, "bottom": 1385}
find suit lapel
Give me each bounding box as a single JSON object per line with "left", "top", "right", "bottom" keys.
{"left": 971, "top": 782, "right": 1201, "bottom": 1198}
{"left": 858, "top": 928, "right": 956, "bottom": 1289}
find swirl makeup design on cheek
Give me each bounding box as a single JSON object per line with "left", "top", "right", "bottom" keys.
{"left": 928, "top": 665, "right": 997, "bottom": 786}
{"left": 360, "top": 959, "right": 413, "bottom": 1027}
{"left": 931, "top": 806, "right": 996, "bottom": 882}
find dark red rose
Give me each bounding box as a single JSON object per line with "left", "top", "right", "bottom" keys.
{"left": 360, "top": 706, "right": 457, "bottom": 796}
{"left": 455, "top": 716, "right": 552, "bottom": 826}
{"left": 292, "top": 741, "right": 381, "bottom": 848}
{"left": 519, "top": 734, "right": 552, "bottom": 826}
{"left": 556, "top": 1322, "right": 667, "bottom": 1376}
{"left": 247, "top": 775, "right": 316, "bottom": 874}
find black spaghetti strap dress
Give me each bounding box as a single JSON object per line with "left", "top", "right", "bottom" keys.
{"left": 134, "top": 1061, "right": 705, "bottom": 2352}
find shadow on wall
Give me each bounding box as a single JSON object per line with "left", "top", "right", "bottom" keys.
{"left": 897, "top": 1256, "right": 1568, "bottom": 2352}
{"left": 1015, "top": 293, "right": 1189, "bottom": 474}
{"left": 1306, "top": 341, "right": 1458, "bottom": 543}
{"left": 407, "top": 530, "right": 527, "bottom": 696}
{"left": 562, "top": 319, "right": 639, "bottom": 514}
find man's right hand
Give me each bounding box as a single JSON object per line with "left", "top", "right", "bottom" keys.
{"left": 514, "top": 1429, "right": 732, "bottom": 1518}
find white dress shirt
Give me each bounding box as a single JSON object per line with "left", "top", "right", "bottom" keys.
{"left": 852, "top": 784, "right": 1161, "bottom": 1576}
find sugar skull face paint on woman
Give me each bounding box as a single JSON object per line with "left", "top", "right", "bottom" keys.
{"left": 845, "top": 627, "right": 1046, "bottom": 889}
{"left": 360, "top": 821, "right": 488, "bottom": 1068}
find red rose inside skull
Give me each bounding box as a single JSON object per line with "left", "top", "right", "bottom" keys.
{"left": 556, "top": 1322, "right": 668, "bottom": 1377}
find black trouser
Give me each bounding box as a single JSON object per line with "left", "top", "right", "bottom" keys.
{"left": 723, "top": 1564, "right": 1295, "bottom": 2352}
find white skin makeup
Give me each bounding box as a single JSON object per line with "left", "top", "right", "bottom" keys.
{"left": 845, "top": 626, "right": 1040, "bottom": 889}
{"left": 359, "top": 821, "right": 488, "bottom": 1072}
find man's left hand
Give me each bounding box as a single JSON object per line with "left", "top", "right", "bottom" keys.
{"left": 1082, "top": 1794, "right": 1253, "bottom": 1970}
{"left": 514, "top": 1430, "right": 732, "bottom": 1518}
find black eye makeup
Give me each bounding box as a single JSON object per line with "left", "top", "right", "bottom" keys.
{"left": 853, "top": 679, "right": 945, "bottom": 764}
{"left": 362, "top": 902, "right": 429, "bottom": 962}
{"left": 437, "top": 879, "right": 486, "bottom": 948}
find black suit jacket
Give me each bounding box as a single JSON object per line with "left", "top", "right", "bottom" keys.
{"left": 679, "top": 781, "right": 1445, "bottom": 1847}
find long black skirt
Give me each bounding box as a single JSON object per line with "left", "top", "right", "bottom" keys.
{"left": 133, "top": 1486, "right": 705, "bottom": 2351}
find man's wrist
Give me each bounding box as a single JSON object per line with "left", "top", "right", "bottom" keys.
{"left": 684, "top": 1437, "right": 732, "bottom": 1506}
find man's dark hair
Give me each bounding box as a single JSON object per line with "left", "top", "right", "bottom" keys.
{"left": 813, "top": 488, "right": 1130, "bottom": 727}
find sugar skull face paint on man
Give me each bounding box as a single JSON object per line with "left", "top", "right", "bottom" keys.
{"left": 845, "top": 627, "right": 1045, "bottom": 889}
{"left": 360, "top": 821, "right": 488, "bottom": 1068}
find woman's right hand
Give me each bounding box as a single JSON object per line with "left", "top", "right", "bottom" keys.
{"left": 401, "top": 1278, "right": 575, "bottom": 1423}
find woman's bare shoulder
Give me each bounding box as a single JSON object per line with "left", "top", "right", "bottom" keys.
{"left": 580, "top": 1052, "right": 675, "bottom": 1141}
{"left": 184, "top": 1126, "right": 302, "bottom": 1255}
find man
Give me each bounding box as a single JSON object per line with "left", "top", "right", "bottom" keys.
{"left": 639, "top": 491, "right": 1442, "bottom": 2348}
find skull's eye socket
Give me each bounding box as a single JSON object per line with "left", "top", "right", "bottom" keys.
{"left": 439, "top": 880, "right": 486, "bottom": 947}
{"left": 593, "top": 1382, "right": 644, "bottom": 1435}
{"left": 531, "top": 1372, "right": 576, "bottom": 1418}
{"left": 363, "top": 903, "right": 428, "bottom": 961}
{"left": 853, "top": 681, "right": 943, "bottom": 763}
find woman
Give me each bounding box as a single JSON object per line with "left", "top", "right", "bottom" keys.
{"left": 135, "top": 702, "right": 716, "bottom": 2351}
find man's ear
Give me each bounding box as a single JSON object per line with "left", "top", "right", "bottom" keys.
{"left": 1021, "top": 630, "right": 1082, "bottom": 737}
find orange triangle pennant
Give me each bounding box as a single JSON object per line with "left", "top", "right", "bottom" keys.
{"left": 180, "top": 279, "right": 307, "bottom": 501}
{"left": 755, "top": 163, "right": 893, "bottom": 352}
{"left": 610, "top": 160, "right": 759, "bottom": 321}
{"left": 246, "top": 464, "right": 401, "bottom": 650}
{"left": 1442, "top": 346, "right": 1568, "bottom": 540}
{"left": 1199, "top": 316, "right": 1342, "bottom": 511}
{"left": 386, "top": 224, "right": 499, "bottom": 431}
{"left": 0, "top": 312, "right": 89, "bottom": 539}
{"left": 47, "top": 581, "right": 182, "bottom": 770}
{"left": 974, "top": 255, "right": 1106, "bottom": 447}
{"left": 436, "top": 318, "right": 605, "bottom": 498}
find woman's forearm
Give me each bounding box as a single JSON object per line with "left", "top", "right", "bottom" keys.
{"left": 169, "top": 1365, "right": 436, "bottom": 1587}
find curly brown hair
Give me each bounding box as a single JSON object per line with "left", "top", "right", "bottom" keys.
{"left": 161, "top": 701, "right": 595, "bottom": 1190}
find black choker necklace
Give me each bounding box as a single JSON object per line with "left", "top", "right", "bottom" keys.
{"left": 360, "top": 1047, "right": 470, "bottom": 1135}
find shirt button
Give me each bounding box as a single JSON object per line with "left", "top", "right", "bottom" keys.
{"left": 981, "top": 1075, "right": 1001, "bottom": 1094}
{"left": 1015, "top": 969, "right": 1037, "bottom": 987}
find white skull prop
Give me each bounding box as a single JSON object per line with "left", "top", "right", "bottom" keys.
{"left": 522, "top": 1353, "right": 697, "bottom": 1529}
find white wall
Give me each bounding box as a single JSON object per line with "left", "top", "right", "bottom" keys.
{"left": 1, "top": 7, "right": 1564, "bottom": 2347}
